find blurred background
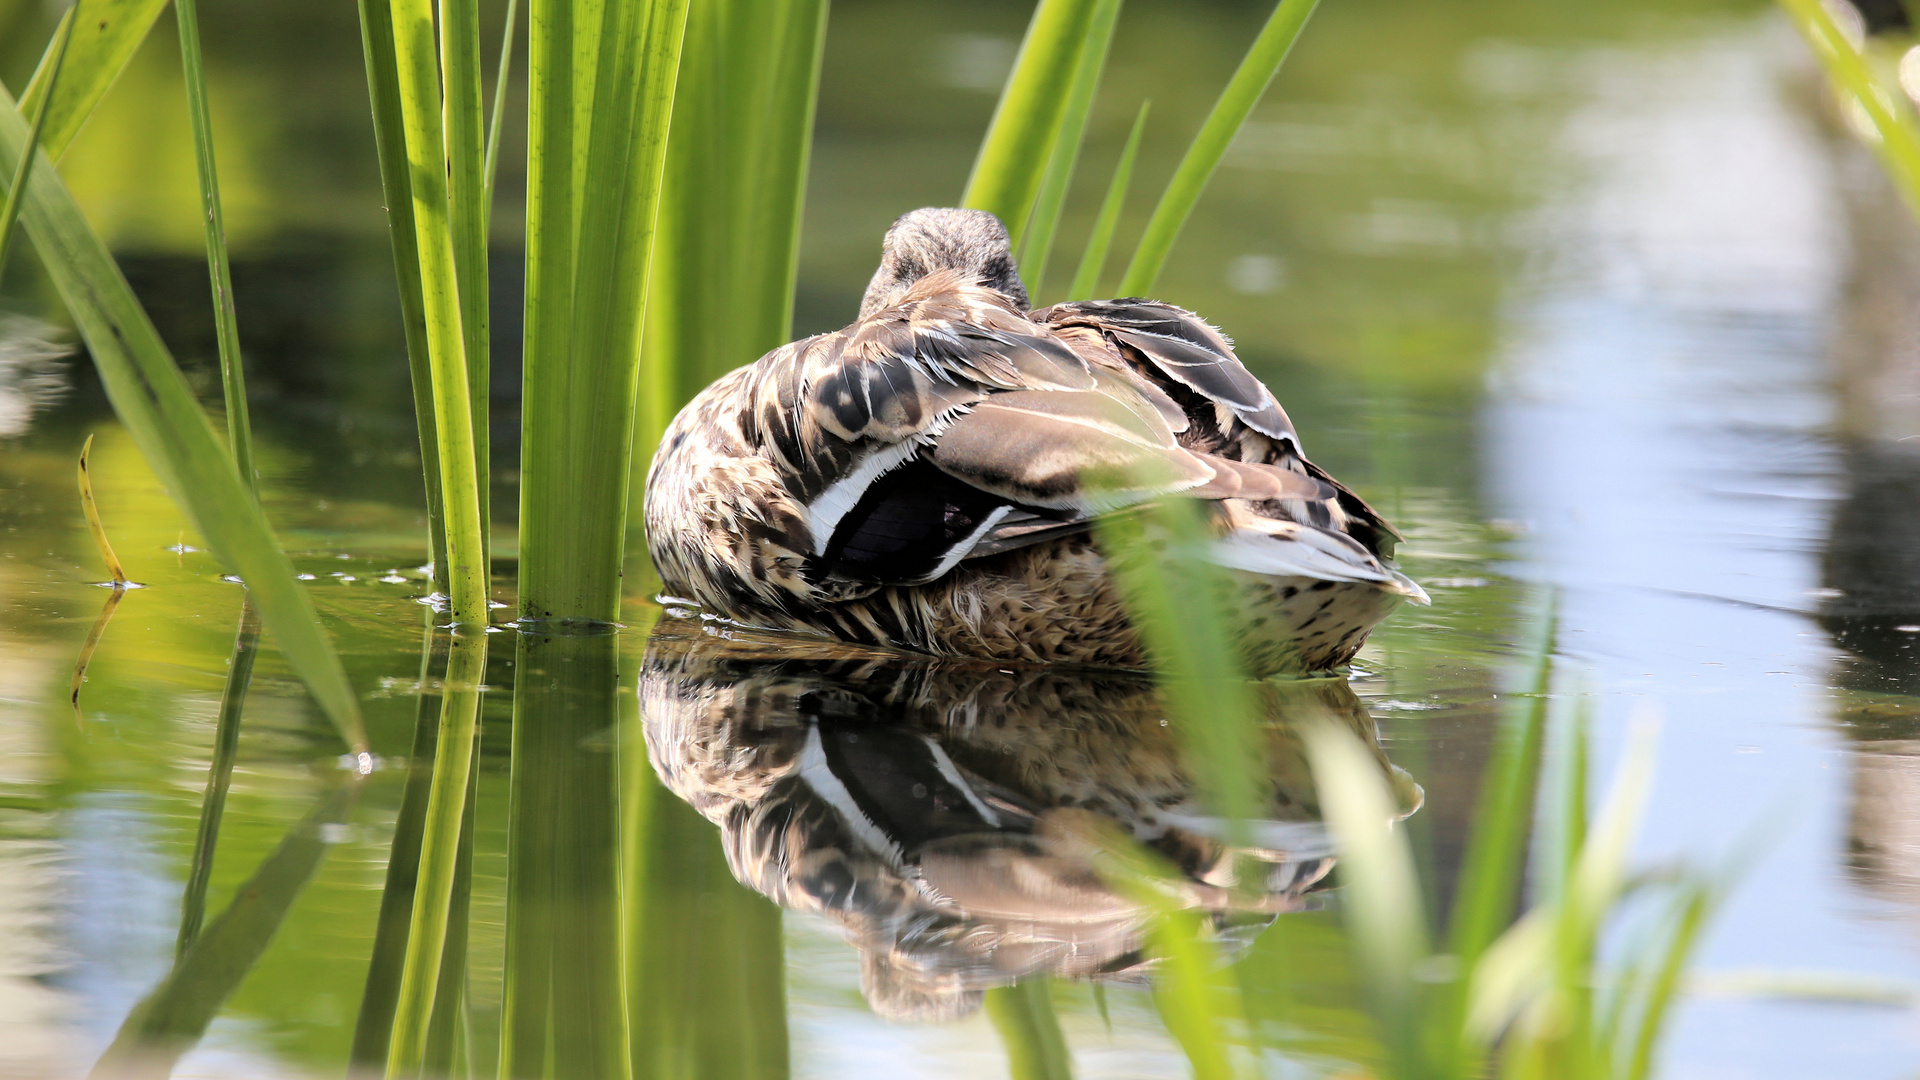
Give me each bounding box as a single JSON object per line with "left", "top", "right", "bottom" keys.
{"left": 1, "top": 0, "right": 1919, "bottom": 1076}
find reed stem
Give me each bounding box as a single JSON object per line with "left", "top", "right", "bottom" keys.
{"left": 962, "top": 0, "right": 1103, "bottom": 247}
{"left": 440, "top": 0, "right": 490, "bottom": 569}
{"left": 1016, "top": 0, "right": 1123, "bottom": 300}
{"left": 517, "top": 0, "right": 689, "bottom": 625}
{"left": 174, "top": 0, "right": 254, "bottom": 491}
{"left": 388, "top": 0, "right": 488, "bottom": 628}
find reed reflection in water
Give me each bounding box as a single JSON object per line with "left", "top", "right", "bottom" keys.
{"left": 638, "top": 618, "right": 1423, "bottom": 1023}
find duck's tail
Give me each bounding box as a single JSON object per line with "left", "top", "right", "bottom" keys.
{"left": 1208, "top": 512, "right": 1431, "bottom": 606}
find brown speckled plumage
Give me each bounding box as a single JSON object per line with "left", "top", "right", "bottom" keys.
{"left": 644, "top": 208, "right": 1426, "bottom": 674}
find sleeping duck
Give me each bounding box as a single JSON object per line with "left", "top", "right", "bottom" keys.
{"left": 644, "top": 208, "right": 1427, "bottom": 674}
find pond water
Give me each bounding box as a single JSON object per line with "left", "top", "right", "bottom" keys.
{"left": 1, "top": 0, "right": 1919, "bottom": 1077}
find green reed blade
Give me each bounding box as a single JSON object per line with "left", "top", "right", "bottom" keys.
{"left": 1619, "top": 882, "right": 1712, "bottom": 1080}
{"left": 1099, "top": 838, "right": 1248, "bottom": 1080}
{"left": 149, "top": 0, "right": 270, "bottom": 952}
{"left": 165, "top": 11, "right": 274, "bottom": 976}
{"left": 175, "top": 598, "right": 260, "bottom": 960}
{"left": 387, "top": 0, "right": 488, "bottom": 628}
{"left": 1546, "top": 696, "right": 1591, "bottom": 907}
{"left": 174, "top": 0, "right": 254, "bottom": 491}
{"left": 1445, "top": 602, "right": 1556, "bottom": 978}
{"left": 350, "top": 610, "right": 446, "bottom": 1068}
{"left": 1149, "top": 910, "right": 1241, "bottom": 1080}
{"left": 1016, "top": 0, "right": 1123, "bottom": 301}
{"left": 357, "top": 0, "right": 447, "bottom": 592}
{"left": 519, "top": 0, "right": 689, "bottom": 625}
{"left": 1065, "top": 100, "right": 1146, "bottom": 301}
{"left": 986, "top": 978, "right": 1076, "bottom": 1080}
{"left": 1095, "top": 498, "right": 1260, "bottom": 832}
{"left": 0, "top": 83, "right": 367, "bottom": 754}
{"left": 77, "top": 433, "right": 127, "bottom": 584}
{"left": 503, "top": 630, "right": 628, "bottom": 1078}
{"left": 386, "top": 630, "right": 486, "bottom": 1078}
{"left": 962, "top": 0, "right": 1103, "bottom": 248}
{"left": 639, "top": 0, "right": 829, "bottom": 471}
{"left": 19, "top": 0, "right": 168, "bottom": 160}
{"left": 90, "top": 782, "right": 361, "bottom": 1079}
{"left": 1303, "top": 721, "right": 1431, "bottom": 1079}
{"left": 1780, "top": 0, "right": 1920, "bottom": 218}
{"left": 1118, "top": 0, "right": 1320, "bottom": 297}
{"left": 0, "top": 8, "right": 75, "bottom": 277}
{"left": 482, "top": 0, "right": 522, "bottom": 214}
{"left": 441, "top": 0, "right": 490, "bottom": 569}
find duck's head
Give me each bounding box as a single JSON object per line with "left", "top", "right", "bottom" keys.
{"left": 859, "top": 207, "right": 1030, "bottom": 318}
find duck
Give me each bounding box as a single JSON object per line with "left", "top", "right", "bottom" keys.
{"left": 644, "top": 207, "right": 1427, "bottom": 675}
{"left": 638, "top": 619, "right": 1421, "bottom": 1021}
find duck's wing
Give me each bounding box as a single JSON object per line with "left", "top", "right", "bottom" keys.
{"left": 1032, "top": 298, "right": 1405, "bottom": 557}
{"left": 751, "top": 276, "right": 1406, "bottom": 596}
{"left": 758, "top": 274, "right": 1108, "bottom": 580}
{"left": 1031, "top": 299, "right": 1299, "bottom": 448}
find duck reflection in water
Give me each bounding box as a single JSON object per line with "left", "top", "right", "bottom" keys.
{"left": 640, "top": 619, "right": 1422, "bottom": 1022}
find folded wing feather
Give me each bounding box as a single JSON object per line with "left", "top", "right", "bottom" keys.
{"left": 785, "top": 275, "right": 1406, "bottom": 597}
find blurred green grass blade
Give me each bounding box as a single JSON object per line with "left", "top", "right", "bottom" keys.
{"left": 388, "top": 0, "right": 488, "bottom": 627}
{"left": 90, "top": 782, "right": 361, "bottom": 1079}
{"left": 350, "top": 613, "right": 447, "bottom": 1069}
{"left": 1097, "top": 836, "right": 1246, "bottom": 1080}
{"left": 356, "top": 0, "right": 447, "bottom": 592}
{"left": 986, "top": 978, "right": 1075, "bottom": 1080}
{"left": 962, "top": 0, "right": 1103, "bottom": 248}
{"left": 1095, "top": 499, "right": 1260, "bottom": 830}
{"left": 1066, "top": 99, "right": 1146, "bottom": 300}
{"left": 20, "top": 0, "right": 168, "bottom": 160}
{"left": 0, "top": 83, "right": 367, "bottom": 753}
{"left": 519, "top": 0, "right": 689, "bottom": 624}
{"left": 386, "top": 631, "right": 486, "bottom": 1078}
{"left": 1446, "top": 602, "right": 1556, "bottom": 973}
{"left": 1303, "top": 720, "right": 1430, "bottom": 1078}
{"left": 441, "top": 0, "right": 490, "bottom": 568}
{"left": 641, "top": 0, "right": 830, "bottom": 461}
{"left": 1148, "top": 910, "right": 1240, "bottom": 1080}
{"left": 1118, "top": 0, "right": 1319, "bottom": 297}
{"left": 1622, "top": 882, "right": 1712, "bottom": 1080}
{"left": 1547, "top": 696, "right": 1591, "bottom": 906}
{"left": 1779, "top": 0, "right": 1920, "bottom": 218}
{"left": 483, "top": 0, "right": 522, "bottom": 211}
{"left": 0, "top": 8, "right": 74, "bottom": 276}
{"left": 174, "top": 0, "right": 254, "bottom": 491}
{"left": 175, "top": 599, "right": 260, "bottom": 960}
{"left": 504, "top": 630, "right": 628, "bottom": 1078}
{"left": 1016, "top": 0, "right": 1123, "bottom": 300}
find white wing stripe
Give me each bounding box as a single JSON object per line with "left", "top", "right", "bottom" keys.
{"left": 803, "top": 441, "right": 922, "bottom": 555}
